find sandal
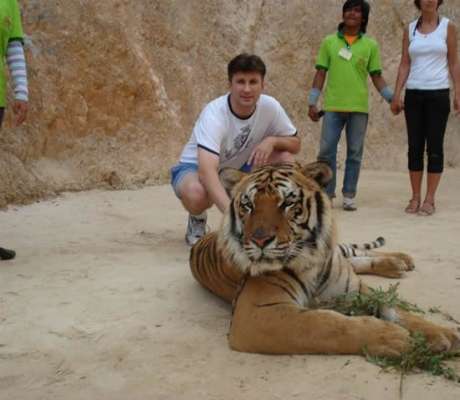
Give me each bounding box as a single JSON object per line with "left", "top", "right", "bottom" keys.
{"left": 418, "top": 201, "right": 435, "bottom": 216}
{"left": 404, "top": 198, "right": 420, "bottom": 214}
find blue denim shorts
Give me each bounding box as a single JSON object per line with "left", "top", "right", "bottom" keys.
{"left": 170, "top": 161, "right": 253, "bottom": 198}
{"left": 170, "top": 162, "right": 199, "bottom": 198}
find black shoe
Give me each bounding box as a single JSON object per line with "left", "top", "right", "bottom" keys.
{"left": 0, "top": 247, "right": 16, "bottom": 260}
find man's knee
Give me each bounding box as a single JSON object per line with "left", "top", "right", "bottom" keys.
{"left": 268, "top": 150, "right": 295, "bottom": 164}
{"left": 179, "top": 178, "right": 212, "bottom": 213}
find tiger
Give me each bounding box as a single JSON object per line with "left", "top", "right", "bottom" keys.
{"left": 190, "top": 162, "right": 460, "bottom": 356}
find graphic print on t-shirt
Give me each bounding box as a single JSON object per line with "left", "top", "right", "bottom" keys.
{"left": 223, "top": 124, "right": 252, "bottom": 161}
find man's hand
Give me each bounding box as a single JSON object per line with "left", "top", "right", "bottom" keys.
{"left": 390, "top": 97, "right": 403, "bottom": 115}
{"left": 454, "top": 95, "right": 459, "bottom": 115}
{"left": 308, "top": 105, "right": 320, "bottom": 122}
{"left": 12, "top": 100, "right": 28, "bottom": 126}
{"left": 248, "top": 136, "right": 275, "bottom": 167}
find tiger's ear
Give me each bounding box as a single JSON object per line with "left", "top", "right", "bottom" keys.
{"left": 300, "top": 161, "right": 333, "bottom": 188}
{"left": 219, "top": 168, "right": 247, "bottom": 195}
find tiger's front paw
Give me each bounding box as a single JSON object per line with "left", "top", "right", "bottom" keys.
{"left": 364, "top": 322, "right": 410, "bottom": 357}
{"left": 423, "top": 327, "right": 460, "bottom": 353}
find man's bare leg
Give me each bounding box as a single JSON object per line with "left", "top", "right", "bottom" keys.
{"left": 177, "top": 172, "right": 213, "bottom": 246}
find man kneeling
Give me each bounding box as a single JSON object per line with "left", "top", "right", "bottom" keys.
{"left": 170, "top": 53, "right": 300, "bottom": 245}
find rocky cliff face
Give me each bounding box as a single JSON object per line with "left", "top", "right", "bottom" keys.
{"left": 0, "top": 0, "right": 459, "bottom": 206}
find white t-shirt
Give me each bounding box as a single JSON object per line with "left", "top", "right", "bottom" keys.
{"left": 179, "top": 94, "right": 297, "bottom": 169}
{"left": 407, "top": 17, "right": 450, "bottom": 90}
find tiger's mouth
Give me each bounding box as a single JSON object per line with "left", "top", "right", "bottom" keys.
{"left": 244, "top": 241, "right": 294, "bottom": 263}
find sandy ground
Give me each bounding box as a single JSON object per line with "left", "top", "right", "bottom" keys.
{"left": 1, "top": 169, "right": 460, "bottom": 400}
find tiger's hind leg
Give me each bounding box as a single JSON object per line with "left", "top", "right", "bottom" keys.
{"left": 348, "top": 251, "right": 415, "bottom": 278}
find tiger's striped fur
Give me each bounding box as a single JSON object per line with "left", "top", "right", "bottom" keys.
{"left": 190, "top": 162, "right": 459, "bottom": 356}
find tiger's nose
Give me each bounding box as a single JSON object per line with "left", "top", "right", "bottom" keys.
{"left": 252, "top": 228, "right": 275, "bottom": 248}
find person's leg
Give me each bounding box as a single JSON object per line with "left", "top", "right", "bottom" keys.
{"left": 403, "top": 90, "right": 425, "bottom": 213}
{"left": 419, "top": 90, "right": 450, "bottom": 215}
{"left": 406, "top": 171, "right": 423, "bottom": 211}
{"left": 0, "top": 107, "right": 15, "bottom": 261}
{"left": 176, "top": 173, "right": 213, "bottom": 215}
{"left": 317, "top": 112, "right": 346, "bottom": 198}
{"left": 342, "top": 112, "right": 368, "bottom": 210}
{"left": 266, "top": 149, "right": 295, "bottom": 165}
{"left": 170, "top": 163, "right": 212, "bottom": 245}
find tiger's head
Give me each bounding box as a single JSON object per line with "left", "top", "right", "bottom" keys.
{"left": 218, "top": 162, "right": 336, "bottom": 276}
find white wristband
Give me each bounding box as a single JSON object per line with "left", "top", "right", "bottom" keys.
{"left": 308, "top": 88, "right": 321, "bottom": 106}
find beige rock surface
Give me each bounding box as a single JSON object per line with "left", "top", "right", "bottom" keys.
{"left": 1, "top": 169, "right": 460, "bottom": 399}
{"left": 0, "top": 0, "right": 459, "bottom": 206}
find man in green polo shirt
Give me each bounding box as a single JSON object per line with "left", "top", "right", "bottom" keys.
{"left": 308, "top": 0, "right": 393, "bottom": 211}
{"left": 0, "top": 0, "right": 28, "bottom": 261}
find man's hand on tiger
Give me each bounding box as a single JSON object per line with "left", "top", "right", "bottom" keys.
{"left": 248, "top": 137, "right": 275, "bottom": 167}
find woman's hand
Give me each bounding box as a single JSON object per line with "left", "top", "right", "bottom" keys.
{"left": 390, "top": 97, "right": 403, "bottom": 115}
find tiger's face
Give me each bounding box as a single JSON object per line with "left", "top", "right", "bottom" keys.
{"left": 219, "top": 162, "right": 335, "bottom": 276}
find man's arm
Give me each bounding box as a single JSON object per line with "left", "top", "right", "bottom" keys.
{"left": 248, "top": 135, "right": 300, "bottom": 167}
{"left": 198, "top": 148, "right": 230, "bottom": 213}
{"left": 308, "top": 69, "right": 327, "bottom": 122}
{"left": 6, "top": 40, "right": 28, "bottom": 126}
{"left": 370, "top": 73, "right": 394, "bottom": 104}
{"left": 370, "top": 73, "right": 387, "bottom": 91}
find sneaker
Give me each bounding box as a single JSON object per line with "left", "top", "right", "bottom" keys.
{"left": 185, "top": 213, "right": 207, "bottom": 246}
{"left": 343, "top": 197, "right": 357, "bottom": 211}
{"left": 0, "top": 247, "right": 16, "bottom": 260}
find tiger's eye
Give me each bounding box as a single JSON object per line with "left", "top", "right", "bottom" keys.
{"left": 280, "top": 194, "right": 297, "bottom": 210}
{"left": 240, "top": 194, "right": 253, "bottom": 212}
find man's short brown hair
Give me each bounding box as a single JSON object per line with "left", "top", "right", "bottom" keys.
{"left": 227, "top": 54, "right": 266, "bottom": 82}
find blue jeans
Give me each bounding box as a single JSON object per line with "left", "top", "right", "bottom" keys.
{"left": 317, "top": 111, "right": 368, "bottom": 198}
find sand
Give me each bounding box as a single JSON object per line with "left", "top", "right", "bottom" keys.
{"left": 1, "top": 169, "right": 459, "bottom": 400}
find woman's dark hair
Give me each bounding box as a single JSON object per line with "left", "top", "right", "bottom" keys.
{"left": 227, "top": 54, "right": 266, "bottom": 82}
{"left": 337, "top": 0, "right": 370, "bottom": 34}
{"left": 414, "top": 0, "right": 443, "bottom": 10}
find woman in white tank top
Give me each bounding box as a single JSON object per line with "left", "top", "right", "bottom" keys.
{"left": 391, "top": 0, "right": 460, "bottom": 216}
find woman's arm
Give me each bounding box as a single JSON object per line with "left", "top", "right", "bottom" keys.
{"left": 447, "top": 22, "right": 460, "bottom": 114}
{"left": 391, "top": 29, "right": 411, "bottom": 115}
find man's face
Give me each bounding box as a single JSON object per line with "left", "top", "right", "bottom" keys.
{"left": 229, "top": 71, "right": 264, "bottom": 111}
{"left": 343, "top": 6, "right": 363, "bottom": 30}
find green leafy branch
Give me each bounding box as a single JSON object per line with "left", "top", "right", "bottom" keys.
{"left": 366, "top": 332, "right": 460, "bottom": 383}
{"left": 319, "top": 283, "right": 424, "bottom": 317}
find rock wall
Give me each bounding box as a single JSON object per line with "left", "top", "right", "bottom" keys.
{"left": 0, "top": 0, "right": 459, "bottom": 206}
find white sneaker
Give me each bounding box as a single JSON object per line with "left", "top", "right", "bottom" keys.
{"left": 343, "top": 197, "right": 357, "bottom": 211}
{"left": 185, "top": 213, "right": 207, "bottom": 246}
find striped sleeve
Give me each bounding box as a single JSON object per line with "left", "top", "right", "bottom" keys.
{"left": 6, "top": 40, "right": 28, "bottom": 102}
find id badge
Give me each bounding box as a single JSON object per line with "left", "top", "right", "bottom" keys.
{"left": 339, "top": 47, "right": 352, "bottom": 61}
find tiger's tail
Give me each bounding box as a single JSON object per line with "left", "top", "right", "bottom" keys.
{"left": 338, "top": 236, "right": 385, "bottom": 258}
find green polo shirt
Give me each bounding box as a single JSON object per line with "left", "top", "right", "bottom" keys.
{"left": 315, "top": 31, "right": 382, "bottom": 113}
{"left": 0, "top": 0, "right": 24, "bottom": 107}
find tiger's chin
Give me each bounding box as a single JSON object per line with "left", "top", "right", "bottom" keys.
{"left": 247, "top": 258, "right": 284, "bottom": 276}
